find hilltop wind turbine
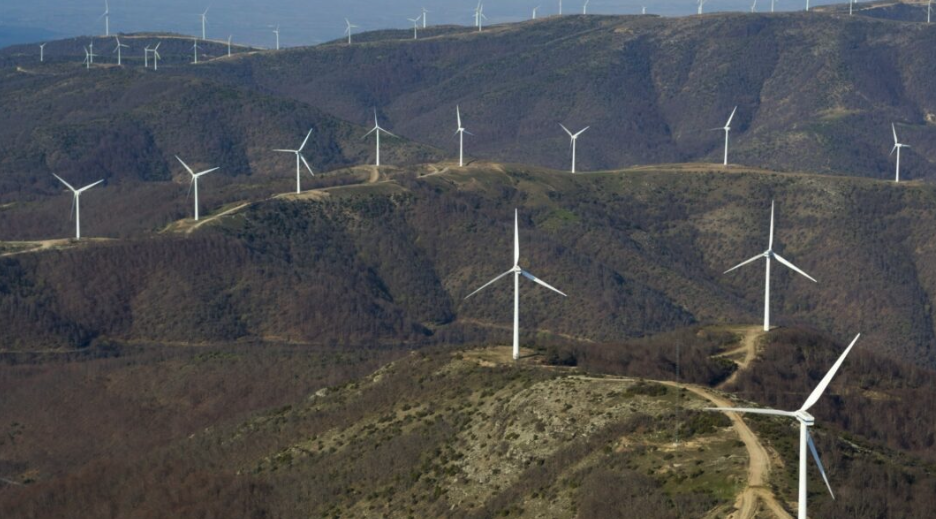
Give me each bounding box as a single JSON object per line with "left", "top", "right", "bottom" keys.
{"left": 53, "top": 174, "right": 104, "bottom": 241}
{"left": 891, "top": 124, "right": 910, "bottom": 183}
{"left": 39, "top": 43, "right": 46, "bottom": 62}
{"left": 583, "top": 0, "right": 590, "bottom": 14}
{"left": 475, "top": 3, "right": 488, "bottom": 32}
{"left": 408, "top": 16, "right": 421, "bottom": 39}
{"left": 363, "top": 110, "right": 398, "bottom": 167}
{"left": 697, "top": 0, "right": 707, "bottom": 15}
{"left": 191, "top": 38, "right": 200, "bottom": 63}
{"left": 643, "top": 6, "right": 648, "bottom": 14}
{"left": 725, "top": 201, "right": 817, "bottom": 332}
{"left": 850, "top": 0, "right": 855, "bottom": 15}
{"left": 83, "top": 46, "right": 97, "bottom": 69}
{"left": 455, "top": 105, "right": 474, "bottom": 167}
{"left": 200, "top": 7, "right": 209, "bottom": 40}
{"left": 100, "top": 0, "right": 110, "bottom": 36}
{"left": 227, "top": 35, "right": 233, "bottom": 56}
{"left": 89, "top": 40, "right": 96, "bottom": 64}
{"left": 559, "top": 0, "right": 563, "bottom": 15}
{"left": 345, "top": 19, "right": 359, "bottom": 44}
{"left": 272, "top": 25, "right": 281, "bottom": 50}
{"left": 560, "top": 124, "right": 589, "bottom": 174}
{"left": 113, "top": 36, "right": 129, "bottom": 66}
{"left": 708, "top": 333, "right": 861, "bottom": 519}
{"left": 176, "top": 156, "right": 219, "bottom": 221}
{"left": 465, "top": 209, "right": 567, "bottom": 361}
{"left": 152, "top": 42, "right": 161, "bottom": 70}
{"left": 712, "top": 106, "right": 737, "bottom": 166}
{"left": 533, "top": 5, "right": 541, "bottom": 18}
{"left": 751, "top": 0, "right": 758, "bottom": 12}
{"left": 422, "top": 7, "right": 429, "bottom": 27}
{"left": 274, "top": 129, "right": 316, "bottom": 193}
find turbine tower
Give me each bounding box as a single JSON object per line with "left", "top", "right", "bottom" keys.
{"left": 475, "top": 3, "right": 488, "bottom": 32}
{"left": 455, "top": 105, "right": 474, "bottom": 167}
{"left": 583, "top": 0, "right": 590, "bottom": 14}
{"left": 408, "top": 17, "right": 421, "bottom": 39}
{"left": 274, "top": 129, "right": 316, "bottom": 193}
{"left": 465, "top": 209, "right": 567, "bottom": 361}
{"left": 891, "top": 123, "right": 910, "bottom": 183}
{"left": 272, "top": 25, "right": 280, "bottom": 50}
{"left": 113, "top": 36, "right": 129, "bottom": 66}
{"left": 422, "top": 7, "right": 429, "bottom": 27}
{"left": 152, "top": 42, "right": 161, "bottom": 70}
{"left": 345, "top": 19, "right": 359, "bottom": 45}
{"left": 363, "top": 110, "right": 398, "bottom": 167}
{"left": 533, "top": 5, "right": 541, "bottom": 19}
{"left": 697, "top": 0, "right": 707, "bottom": 15}
{"left": 724, "top": 201, "right": 817, "bottom": 332}
{"left": 713, "top": 106, "right": 737, "bottom": 166}
{"left": 560, "top": 124, "right": 589, "bottom": 174}
{"left": 227, "top": 35, "right": 233, "bottom": 57}
{"left": 559, "top": 0, "right": 563, "bottom": 15}
{"left": 39, "top": 43, "right": 46, "bottom": 62}
{"left": 53, "top": 174, "right": 104, "bottom": 241}
{"left": 707, "top": 333, "right": 861, "bottom": 519}
{"left": 192, "top": 38, "right": 200, "bottom": 64}
{"left": 100, "top": 0, "right": 110, "bottom": 37}
{"left": 200, "top": 8, "right": 209, "bottom": 40}
{"left": 176, "top": 156, "right": 220, "bottom": 221}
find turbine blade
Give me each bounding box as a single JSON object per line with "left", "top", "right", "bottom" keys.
{"left": 363, "top": 127, "right": 377, "bottom": 139}
{"left": 300, "top": 154, "right": 315, "bottom": 176}
{"left": 175, "top": 156, "right": 196, "bottom": 176}
{"left": 521, "top": 270, "right": 568, "bottom": 297}
{"left": 724, "top": 253, "right": 765, "bottom": 274}
{"left": 52, "top": 174, "right": 77, "bottom": 192}
{"left": 69, "top": 194, "right": 76, "bottom": 220}
{"left": 726, "top": 106, "right": 738, "bottom": 126}
{"left": 195, "top": 167, "right": 220, "bottom": 177}
{"left": 380, "top": 128, "right": 400, "bottom": 139}
{"left": 769, "top": 200, "right": 775, "bottom": 250}
{"left": 559, "top": 124, "right": 573, "bottom": 137}
{"left": 464, "top": 269, "right": 514, "bottom": 299}
{"left": 299, "top": 129, "right": 314, "bottom": 152}
{"left": 773, "top": 253, "right": 818, "bottom": 283}
{"left": 273, "top": 149, "right": 297, "bottom": 153}
{"left": 807, "top": 430, "right": 836, "bottom": 500}
{"left": 514, "top": 209, "right": 520, "bottom": 265}
{"left": 574, "top": 126, "right": 590, "bottom": 137}
{"left": 892, "top": 123, "right": 898, "bottom": 145}
{"left": 704, "top": 407, "right": 796, "bottom": 417}
{"left": 800, "top": 334, "right": 861, "bottom": 412}
{"left": 457, "top": 105, "right": 462, "bottom": 128}
{"left": 78, "top": 179, "right": 105, "bottom": 192}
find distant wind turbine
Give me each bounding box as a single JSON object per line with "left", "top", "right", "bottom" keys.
{"left": 712, "top": 106, "right": 737, "bottom": 166}
{"left": 724, "top": 201, "right": 817, "bottom": 332}
{"left": 560, "top": 124, "right": 589, "bottom": 174}
{"left": 455, "top": 105, "right": 474, "bottom": 167}
{"left": 89, "top": 40, "right": 96, "bottom": 64}
{"left": 152, "top": 42, "right": 162, "bottom": 70}
{"left": 642, "top": 6, "right": 648, "bottom": 14}
{"left": 533, "top": 5, "right": 541, "bottom": 19}
{"left": 422, "top": 7, "right": 429, "bottom": 27}
{"left": 274, "top": 129, "right": 316, "bottom": 193}
{"left": 559, "top": 0, "right": 563, "bottom": 15}
{"left": 363, "top": 110, "right": 398, "bottom": 167}
{"left": 39, "top": 43, "right": 46, "bottom": 62}
{"left": 100, "top": 0, "right": 110, "bottom": 37}
{"left": 53, "top": 174, "right": 104, "bottom": 241}
{"left": 583, "top": 0, "right": 590, "bottom": 14}
{"left": 227, "top": 35, "right": 233, "bottom": 57}
{"left": 144, "top": 44, "right": 152, "bottom": 67}
{"left": 408, "top": 16, "right": 421, "bottom": 39}
{"left": 345, "top": 19, "right": 359, "bottom": 45}
{"left": 891, "top": 123, "right": 909, "bottom": 183}
{"left": 707, "top": 333, "right": 861, "bottom": 519}
{"left": 83, "top": 46, "right": 97, "bottom": 69}
{"left": 475, "top": 3, "right": 488, "bottom": 32}
{"left": 697, "top": 0, "right": 707, "bottom": 14}
{"left": 176, "top": 156, "right": 220, "bottom": 221}
{"left": 272, "top": 25, "right": 280, "bottom": 50}
{"left": 751, "top": 0, "right": 758, "bottom": 12}
{"left": 849, "top": 0, "right": 854, "bottom": 15}
{"left": 200, "top": 7, "right": 210, "bottom": 40}
{"left": 113, "top": 36, "right": 129, "bottom": 66}
{"left": 465, "top": 209, "right": 567, "bottom": 361}
{"left": 192, "top": 38, "right": 200, "bottom": 64}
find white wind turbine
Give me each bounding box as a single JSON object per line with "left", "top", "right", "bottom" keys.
{"left": 39, "top": 43, "right": 46, "bottom": 62}
{"left": 83, "top": 46, "right": 97, "bottom": 69}
{"left": 363, "top": 110, "right": 398, "bottom": 167}
{"left": 533, "top": 5, "right": 541, "bottom": 19}
{"left": 274, "top": 129, "right": 316, "bottom": 193}
{"left": 152, "top": 42, "right": 161, "bottom": 70}
{"left": 113, "top": 36, "right": 129, "bottom": 66}
{"left": 345, "top": 19, "right": 359, "bottom": 45}
{"left": 475, "top": 3, "right": 488, "bottom": 32}
{"left": 89, "top": 40, "right": 96, "bottom": 64}
{"left": 559, "top": 0, "right": 563, "bottom": 15}
{"left": 200, "top": 7, "right": 209, "bottom": 40}
{"left": 227, "top": 35, "right": 233, "bottom": 57}
{"left": 712, "top": 106, "right": 737, "bottom": 166}
{"left": 422, "top": 7, "right": 429, "bottom": 27}
{"left": 560, "top": 124, "right": 589, "bottom": 174}
{"left": 697, "top": 0, "right": 707, "bottom": 15}
{"left": 849, "top": 0, "right": 854, "bottom": 15}
{"left": 643, "top": 6, "right": 648, "bottom": 14}
{"left": 891, "top": 123, "right": 910, "bottom": 183}
{"left": 751, "top": 0, "right": 758, "bottom": 12}
{"left": 272, "top": 25, "right": 281, "bottom": 50}
{"left": 725, "top": 201, "right": 817, "bottom": 332}
{"left": 455, "top": 105, "right": 474, "bottom": 167}
{"left": 583, "top": 0, "right": 590, "bottom": 14}
{"left": 144, "top": 44, "right": 151, "bottom": 67}
{"left": 707, "top": 333, "right": 861, "bottom": 519}
{"left": 192, "top": 38, "right": 200, "bottom": 64}
{"left": 53, "top": 174, "right": 104, "bottom": 241}
{"left": 100, "top": 0, "right": 110, "bottom": 37}
{"left": 465, "top": 209, "right": 567, "bottom": 361}
{"left": 408, "top": 16, "right": 421, "bottom": 39}
{"left": 176, "top": 156, "right": 219, "bottom": 221}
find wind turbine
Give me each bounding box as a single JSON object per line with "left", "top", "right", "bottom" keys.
{"left": 849, "top": 0, "right": 854, "bottom": 15}
{"left": 724, "top": 201, "right": 817, "bottom": 332}
{"left": 39, "top": 43, "right": 46, "bottom": 62}
{"left": 144, "top": 44, "right": 151, "bottom": 67}
{"left": 583, "top": 0, "right": 590, "bottom": 14}
{"left": 113, "top": 36, "right": 129, "bottom": 66}
{"left": 89, "top": 40, "right": 96, "bottom": 64}
{"left": 751, "top": 0, "right": 758, "bottom": 12}
{"left": 455, "top": 105, "right": 474, "bottom": 167}
{"left": 465, "top": 209, "right": 567, "bottom": 361}
{"left": 707, "top": 333, "right": 861, "bottom": 519}
{"left": 83, "top": 46, "right": 97, "bottom": 69}
{"left": 422, "top": 7, "right": 429, "bottom": 27}
{"left": 408, "top": 16, "right": 421, "bottom": 39}
{"left": 227, "top": 35, "right": 233, "bottom": 57}
{"left": 560, "top": 124, "right": 589, "bottom": 174}
{"left": 345, "top": 19, "right": 359, "bottom": 45}
{"left": 176, "top": 156, "right": 219, "bottom": 221}
{"left": 533, "top": 5, "right": 541, "bottom": 19}
{"left": 152, "top": 42, "right": 161, "bottom": 70}
{"left": 642, "top": 6, "right": 648, "bottom": 14}
{"left": 712, "top": 106, "right": 737, "bottom": 166}
{"left": 891, "top": 123, "right": 910, "bottom": 183}
{"left": 100, "top": 0, "right": 110, "bottom": 37}
{"left": 697, "top": 0, "right": 707, "bottom": 14}
{"left": 200, "top": 7, "right": 209, "bottom": 40}
{"left": 559, "top": 0, "right": 563, "bottom": 15}
{"left": 929, "top": 0, "right": 932, "bottom": 23}
{"left": 363, "top": 110, "right": 398, "bottom": 167}
{"left": 273, "top": 129, "right": 316, "bottom": 193}
{"left": 475, "top": 3, "right": 488, "bottom": 32}
{"left": 272, "top": 25, "right": 280, "bottom": 50}
{"left": 192, "top": 38, "right": 200, "bottom": 64}
{"left": 53, "top": 174, "right": 104, "bottom": 241}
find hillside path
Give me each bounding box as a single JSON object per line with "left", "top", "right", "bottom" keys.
{"left": 186, "top": 203, "right": 252, "bottom": 234}
{"left": 716, "top": 325, "right": 768, "bottom": 389}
